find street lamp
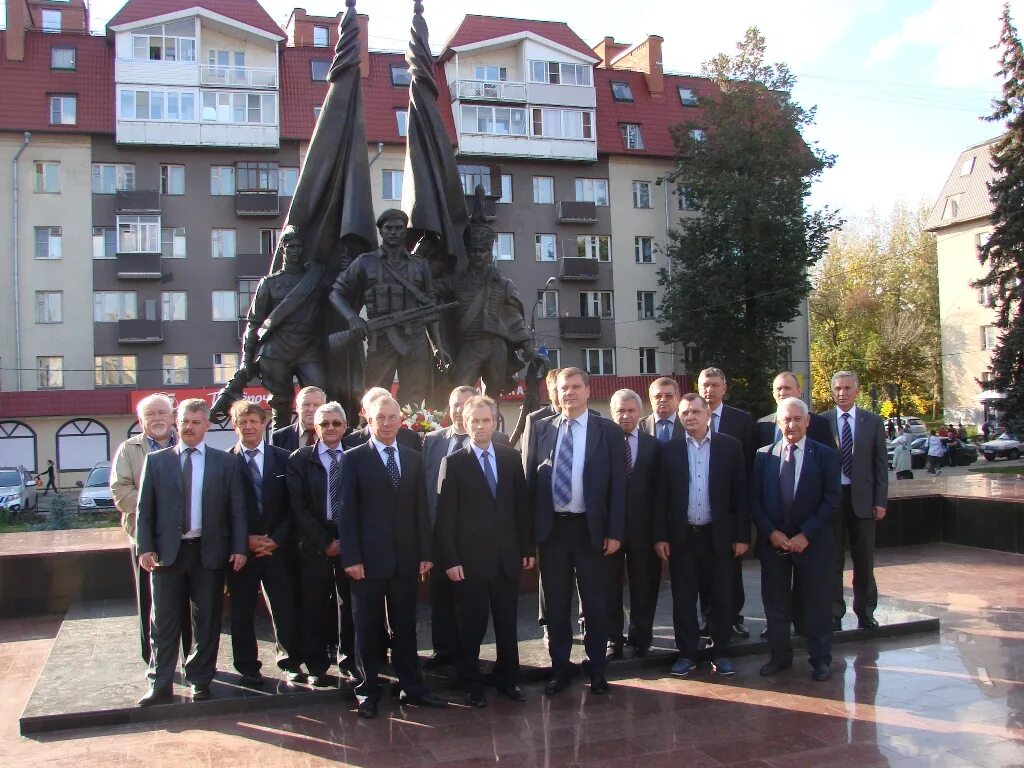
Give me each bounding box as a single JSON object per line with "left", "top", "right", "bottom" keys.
{"left": 531, "top": 276, "right": 558, "bottom": 334}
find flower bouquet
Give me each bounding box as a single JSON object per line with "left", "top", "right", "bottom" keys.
{"left": 401, "top": 402, "right": 447, "bottom": 434}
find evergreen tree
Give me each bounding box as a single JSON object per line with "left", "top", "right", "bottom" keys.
{"left": 977, "top": 3, "right": 1024, "bottom": 436}
{"left": 658, "top": 28, "right": 839, "bottom": 415}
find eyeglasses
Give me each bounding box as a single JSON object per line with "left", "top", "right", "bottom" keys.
{"left": 318, "top": 420, "right": 345, "bottom": 428}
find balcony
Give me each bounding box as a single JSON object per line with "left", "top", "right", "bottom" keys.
{"left": 200, "top": 65, "right": 278, "bottom": 89}
{"left": 451, "top": 79, "right": 527, "bottom": 102}
{"left": 559, "top": 257, "right": 600, "bottom": 281}
{"left": 116, "top": 189, "right": 160, "bottom": 213}
{"left": 556, "top": 200, "right": 597, "bottom": 223}
{"left": 115, "top": 251, "right": 163, "bottom": 280}
{"left": 236, "top": 252, "right": 273, "bottom": 277}
{"left": 118, "top": 319, "right": 163, "bottom": 344}
{"left": 236, "top": 191, "right": 280, "bottom": 217}
{"left": 464, "top": 195, "right": 497, "bottom": 221}
{"left": 558, "top": 316, "right": 603, "bottom": 339}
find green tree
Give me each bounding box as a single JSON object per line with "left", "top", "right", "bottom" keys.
{"left": 976, "top": 3, "right": 1024, "bottom": 437}
{"left": 658, "top": 27, "right": 839, "bottom": 415}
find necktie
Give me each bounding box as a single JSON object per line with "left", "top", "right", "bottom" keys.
{"left": 552, "top": 419, "right": 575, "bottom": 509}
{"left": 326, "top": 448, "right": 341, "bottom": 524}
{"left": 657, "top": 419, "right": 672, "bottom": 442}
{"left": 451, "top": 433, "right": 468, "bottom": 454}
{"left": 182, "top": 447, "right": 195, "bottom": 533}
{"left": 780, "top": 443, "right": 796, "bottom": 528}
{"left": 305, "top": 430, "right": 316, "bottom": 447}
{"left": 384, "top": 446, "right": 401, "bottom": 490}
{"left": 481, "top": 450, "right": 497, "bottom": 498}
{"left": 624, "top": 433, "right": 633, "bottom": 477}
{"left": 840, "top": 413, "right": 854, "bottom": 478}
{"left": 711, "top": 412, "right": 718, "bottom": 433}
{"left": 245, "top": 448, "right": 263, "bottom": 514}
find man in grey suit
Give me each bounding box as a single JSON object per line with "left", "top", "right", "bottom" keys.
{"left": 640, "top": 376, "right": 684, "bottom": 441}
{"left": 820, "top": 371, "right": 888, "bottom": 630}
{"left": 136, "top": 398, "right": 248, "bottom": 706}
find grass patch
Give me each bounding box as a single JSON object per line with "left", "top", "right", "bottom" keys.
{"left": 968, "top": 464, "right": 1024, "bottom": 475}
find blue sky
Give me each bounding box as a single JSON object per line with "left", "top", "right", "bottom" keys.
{"left": 76, "top": 0, "right": 1021, "bottom": 222}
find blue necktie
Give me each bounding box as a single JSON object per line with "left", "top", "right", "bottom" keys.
{"left": 482, "top": 450, "right": 497, "bottom": 498}
{"left": 326, "top": 448, "right": 340, "bottom": 524}
{"left": 657, "top": 419, "right": 672, "bottom": 442}
{"left": 780, "top": 443, "right": 796, "bottom": 528}
{"left": 384, "top": 446, "right": 401, "bottom": 490}
{"left": 840, "top": 413, "right": 854, "bottom": 479}
{"left": 552, "top": 419, "right": 575, "bottom": 508}
{"left": 245, "top": 448, "right": 263, "bottom": 514}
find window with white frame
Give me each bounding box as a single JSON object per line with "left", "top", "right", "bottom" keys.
{"left": 545, "top": 348, "right": 561, "bottom": 369}
{"left": 459, "top": 165, "right": 492, "bottom": 195}
{"left": 260, "top": 229, "right": 280, "bottom": 255}
{"left": 635, "top": 236, "right": 654, "bottom": 263}
{"left": 160, "top": 164, "right": 185, "bottom": 195}
{"left": 212, "top": 291, "right": 238, "bottom": 321}
{"left": 238, "top": 162, "right": 278, "bottom": 190}
{"left": 313, "top": 26, "right": 329, "bottom": 48}
{"left": 34, "top": 162, "right": 60, "bottom": 193}
{"left": 977, "top": 232, "right": 991, "bottom": 251}
{"left": 41, "top": 9, "right": 62, "bottom": 33}
{"left": 95, "top": 355, "right": 137, "bottom": 387}
{"left": 92, "top": 227, "right": 116, "bottom": 259}
{"left": 93, "top": 292, "right": 137, "bottom": 322}
{"left": 117, "top": 215, "right": 161, "bottom": 252}
{"left": 982, "top": 325, "right": 999, "bottom": 351}
{"left": 461, "top": 105, "right": 528, "bottom": 136}
{"left": 533, "top": 176, "right": 554, "bottom": 204}
{"left": 313, "top": 105, "right": 322, "bottom": 121}
{"left": 637, "top": 290, "right": 656, "bottom": 319}
{"left": 529, "top": 60, "right": 591, "bottom": 86}
{"left": 580, "top": 291, "right": 614, "bottom": 318}
{"left": 210, "top": 166, "right": 235, "bottom": 195}
{"left": 131, "top": 20, "right": 196, "bottom": 62}
{"left": 51, "top": 47, "right": 76, "bottom": 70}
{"left": 213, "top": 353, "right": 239, "bottom": 385}
{"left": 38, "top": 356, "right": 63, "bottom": 389}
{"left": 942, "top": 194, "right": 962, "bottom": 220}
{"left": 611, "top": 81, "right": 633, "bottom": 101}
{"left": 492, "top": 233, "right": 515, "bottom": 261}
{"left": 978, "top": 285, "right": 993, "bottom": 306}
{"left": 677, "top": 185, "right": 696, "bottom": 211}
{"left": 200, "top": 92, "right": 277, "bottom": 124}
{"left": 583, "top": 348, "right": 615, "bottom": 375}
{"left": 678, "top": 87, "right": 698, "bottom": 106}
{"left": 161, "top": 291, "right": 187, "bottom": 321}
{"left": 536, "top": 234, "right": 557, "bottom": 261}
{"left": 498, "top": 174, "right": 513, "bottom": 203}
{"left": 574, "top": 178, "right": 608, "bottom": 206}
{"left": 50, "top": 95, "right": 76, "bottom": 125}
{"left": 632, "top": 180, "right": 652, "bottom": 208}
{"left": 390, "top": 64, "right": 410, "bottom": 86}
{"left": 639, "top": 347, "right": 657, "bottom": 374}
{"left": 531, "top": 108, "right": 593, "bottom": 140}
{"left": 238, "top": 279, "right": 260, "bottom": 318}
{"left": 35, "top": 292, "right": 63, "bottom": 324}
{"left": 396, "top": 110, "right": 408, "bottom": 137}
{"left": 577, "top": 235, "right": 610, "bottom": 261}
{"left": 382, "top": 169, "right": 403, "bottom": 200}
{"left": 960, "top": 156, "right": 976, "bottom": 176}
{"left": 537, "top": 290, "right": 559, "bottom": 318}
{"left": 279, "top": 167, "right": 299, "bottom": 197}
{"left": 474, "top": 65, "right": 508, "bottom": 81}
{"left": 211, "top": 229, "right": 236, "bottom": 259}
{"left": 92, "top": 163, "right": 135, "bottom": 194}
{"left": 162, "top": 354, "right": 189, "bottom": 386}
{"left": 689, "top": 128, "right": 706, "bottom": 143}
{"left": 311, "top": 60, "right": 330, "bottom": 81}
{"left": 161, "top": 227, "right": 186, "bottom": 258}
{"left": 35, "top": 227, "right": 62, "bottom": 259}
{"left": 119, "top": 88, "right": 197, "bottom": 121}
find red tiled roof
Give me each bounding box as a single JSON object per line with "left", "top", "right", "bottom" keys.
{"left": 440, "top": 15, "right": 596, "bottom": 61}
{"left": 0, "top": 389, "right": 133, "bottom": 418}
{"left": 0, "top": 32, "right": 114, "bottom": 135}
{"left": 107, "top": 0, "right": 284, "bottom": 38}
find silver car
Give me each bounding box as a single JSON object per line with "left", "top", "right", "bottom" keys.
{"left": 0, "top": 466, "right": 38, "bottom": 512}
{"left": 76, "top": 461, "right": 115, "bottom": 514}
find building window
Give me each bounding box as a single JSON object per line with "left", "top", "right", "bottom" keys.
{"left": 474, "top": 65, "right": 508, "bottom": 81}
{"left": 279, "top": 168, "right": 299, "bottom": 197}
{"left": 238, "top": 279, "right": 260, "bottom": 318}
{"left": 93, "top": 292, "right": 137, "bottom": 322}
{"left": 528, "top": 60, "right": 591, "bottom": 86}
{"left": 621, "top": 123, "right": 645, "bottom": 150}
{"left": 492, "top": 233, "right": 515, "bottom": 261}
{"left": 212, "top": 291, "right": 238, "bottom": 321}
{"left": 533, "top": 176, "right": 554, "bottom": 204}
{"left": 131, "top": 21, "right": 197, "bottom": 62}
{"left": 162, "top": 354, "right": 189, "bottom": 386}
{"left": 530, "top": 107, "right": 593, "bottom": 139}
{"left": 35, "top": 227, "right": 62, "bottom": 259}
{"left": 498, "top": 174, "right": 513, "bottom": 203}
{"left": 95, "top": 356, "right": 137, "bottom": 387}
{"left": 461, "top": 105, "right": 528, "bottom": 136}
{"left": 396, "top": 110, "right": 408, "bottom": 137}
{"left": 639, "top": 347, "right": 657, "bottom": 374}
{"left": 678, "top": 87, "right": 698, "bottom": 106}
{"left": 677, "top": 185, "right": 696, "bottom": 211}
{"left": 390, "top": 64, "right": 411, "bottom": 86}
{"left": 92, "top": 227, "right": 117, "bottom": 259}
{"left": 611, "top": 81, "right": 633, "bottom": 101}
{"left": 213, "top": 353, "right": 238, "bottom": 385}
{"left": 161, "top": 227, "right": 187, "bottom": 258}
{"left": 537, "top": 290, "right": 559, "bottom": 318}
{"left": 35, "top": 292, "right": 63, "bottom": 324}
{"left": 632, "top": 181, "right": 652, "bottom": 208}
{"left": 211, "top": 229, "right": 237, "bottom": 259}
{"left": 635, "top": 236, "right": 654, "bottom": 264}
{"left": 536, "top": 234, "right": 557, "bottom": 261}
{"left": 92, "top": 163, "right": 135, "bottom": 194}
{"left": 200, "top": 92, "right": 277, "bottom": 125}
{"left": 117, "top": 215, "right": 161, "bottom": 252}
{"left": 637, "top": 290, "right": 656, "bottom": 319}
{"left": 960, "top": 156, "right": 976, "bottom": 176}
{"left": 120, "top": 88, "right": 197, "bottom": 121}
{"left": 577, "top": 235, "right": 611, "bottom": 261}
{"left": 34, "top": 161, "right": 60, "bottom": 193}
{"left": 161, "top": 291, "right": 187, "bottom": 321}
{"left": 313, "top": 25, "right": 329, "bottom": 48}
{"left": 50, "top": 95, "right": 77, "bottom": 125}
{"left": 545, "top": 348, "right": 561, "bottom": 369}
{"left": 978, "top": 285, "right": 993, "bottom": 307}
{"left": 51, "top": 47, "right": 76, "bottom": 70}
{"left": 311, "top": 60, "right": 330, "bottom": 81}
{"left": 38, "top": 356, "right": 63, "bottom": 389}
{"left": 689, "top": 128, "right": 706, "bottom": 143}
{"left": 580, "top": 291, "right": 614, "bottom": 319}
{"left": 260, "top": 229, "right": 280, "bottom": 255}
{"left": 459, "top": 165, "right": 494, "bottom": 195}
{"left": 583, "top": 348, "right": 615, "bottom": 375}
{"left": 41, "top": 9, "right": 62, "bottom": 33}
{"left": 313, "top": 105, "right": 322, "bottom": 121}
{"left": 160, "top": 164, "right": 185, "bottom": 195}
{"left": 382, "top": 169, "right": 403, "bottom": 200}
{"left": 977, "top": 232, "right": 991, "bottom": 252}
{"left": 982, "top": 325, "right": 999, "bottom": 351}
{"left": 210, "top": 166, "right": 235, "bottom": 195}
{"left": 942, "top": 194, "right": 962, "bottom": 220}
{"left": 236, "top": 162, "right": 279, "bottom": 191}
{"left": 575, "top": 178, "right": 609, "bottom": 206}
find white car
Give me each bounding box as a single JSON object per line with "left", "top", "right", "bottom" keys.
{"left": 76, "top": 461, "right": 115, "bottom": 513}
{"left": 980, "top": 438, "right": 1022, "bottom": 461}
{"left": 0, "top": 466, "right": 38, "bottom": 512}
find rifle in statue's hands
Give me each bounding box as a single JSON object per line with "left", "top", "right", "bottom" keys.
{"left": 328, "top": 302, "right": 458, "bottom": 355}
{"left": 210, "top": 362, "right": 257, "bottom": 425}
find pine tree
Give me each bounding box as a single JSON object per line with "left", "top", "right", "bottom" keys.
{"left": 658, "top": 28, "right": 839, "bottom": 415}
{"left": 977, "top": 3, "right": 1024, "bottom": 436}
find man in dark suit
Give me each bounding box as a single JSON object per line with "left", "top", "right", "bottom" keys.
{"left": 820, "top": 371, "right": 888, "bottom": 630}
{"left": 519, "top": 368, "right": 560, "bottom": 452}
{"left": 286, "top": 401, "right": 353, "bottom": 686}
{"left": 751, "top": 397, "right": 840, "bottom": 681}
{"left": 607, "top": 388, "right": 661, "bottom": 658}
{"left": 640, "top": 376, "right": 684, "bottom": 441}
{"left": 135, "top": 399, "right": 248, "bottom": 706}
{"left": 272, "top": 386, "right": 326, "bottom": 452}
{"left": 436, "top": 395, "right": 533, "bottom": 707}
{"left": 756, "top": 372, "right": 832, "bottom": 448}
{"left": 698, "top": 367, "right": 756, "bottom": 639}
{"left": 226, "top": 400, "right": 302, "bottom": 687}
{"left": 340, "top": 395, "right": 446, "bottom": 718}
{"left": 525, "top": 367, "right": 625, "bottom": 695}
{"left": 342, "top": 386, "right": 423, "bottom": 451}
{"left": 654, "top": 393, "right": 749, "bottom": 677}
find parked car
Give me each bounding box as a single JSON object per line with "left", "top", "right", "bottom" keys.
{"left": 887, "top": 437, "right": 978, "bottom": 470}
{"left": 980, "top": 438, "right": 1022, "bottom": 461}
{"left": 76, "top": 461, "right": 115, "bottom": 514}
{"left": 0, "top": 466, "right": 38, "bottom": 512}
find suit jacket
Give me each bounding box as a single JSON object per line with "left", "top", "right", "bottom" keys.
{"left": 750, "top": 438, "right": 840, "bottom": 547}
{"left": 339, "top": 440, "right": 431, "bottom": 579}
{"left": 625, "top": 430, "right": 660, "bottom": 547}
{"left": 640, "top": 413, "right": 685, "bottom": 441}
{"left": 272, "top": 423, "right": 304, "bottom": 453}
{"left": 519, "top": 404, "right": 557, "bottom": 451}
{"left": 524, "top": 412, "right": 626, "bottom": 551}
{"left": 342, "top": 424, "right": 422, "bottom": 452}
{"left": 285, "top": 442, "right": 337, "bottom": 557}
{"left": 756, "top": 411, "right": 833, "bottom": 448}
{"left": 653, "top": 431, "right": 749, "bottom": 556}
{"left": 136, "top": 444, "right": 247, "bottom": 569}
{"left": 715, "top": 404, "right": 757, "bottom": 472}
{"left": 435, "top": 443, "right": 531, "bottom": 581}
{"left": 819, "top": 407, "right": 889, "bottom": 518}
{"left": 424, "top": 427, "right": 510, "bottom": 523}
{"left": 229, "top": 442, "right": 292, "bottom": 546}
{"left": 112, "top": 432, "right": 174, "bottom": 540}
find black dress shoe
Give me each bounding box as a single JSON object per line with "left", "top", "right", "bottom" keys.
{"left": 423, "top": 652, "right": 455, "bottom": 670}
{"left": 607, "top": 642, "right": 623, "bottom": 659}
{"left": 465, "top": 690, "right": 487, "bottom": 708}
{"left": 858, "top": 615, "right": 880, "bottom": 630}
{"left": 137, "top": 686, "right": 173, "bottom": 707}
{"left": 357, "top": 699, "right": 378, "bottom": 719}
{"left": 190, "top": 684, "right": 211, "bottom": 701}
{"left": 811, "top": 662, "right": 831, "bottom": 681}
{"left": 832, "top": 617, "right": 843, "bottom": 632}
{"left": 308, "top": 674, "right": 334, "bottom": 688}
{"left": 544, "top": 675, "right": 571, "bottom": 695}
{"left": 633, "top": 645, "right": 651, "bottom": 658}
{"left": 284, "top": 669, "right": 306, "bottom": 683}
{"left": 590, "top": 673, "right": 610, "bottom": 694}
{"left": 759, "top": 658, "right": 793, "bottom": 676}
{"left": 401, "top": 691, "right": 448, "bottom": 708}
{"left": 239, "top": 673, "right": 264, "bottom": 687}
{"left": 496, "top": 683, "right": 526, "bottom": 702}
{"left": 731, "top": 622, "right": 750, "bottom": 639}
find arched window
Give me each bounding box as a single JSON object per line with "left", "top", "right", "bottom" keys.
{"left": 56, "top": 419, "right": 110, "bottom": 472}
{"left": 128, "top": 421, "right": 142, "bottom": 437}
{"left": 0, "top": 421, "right": 38, "bottom": 472}
{"left": 203, "top": 419, "right": 238, "bottom": 451}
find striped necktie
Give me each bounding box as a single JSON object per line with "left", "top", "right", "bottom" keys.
{"left": 552, "top": 419, "right": 575, "bottom": 508}
{"left": 840, "top": 413, "right": 854, "bottom": 478}
{"left": 327, "top": 448, "right": 340, "bottom": 524}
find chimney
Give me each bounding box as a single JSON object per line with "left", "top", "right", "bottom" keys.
{"left": 592, "top": 36, "right": 630, "bottom": 69}
{"left": 609, "top": 35, "right": 664, "bottom": 96}
{"left": 7, "top": 0, "right": 27, "bottom": 61}
{"left": 357, "top": 13, "right": 369, "bottom": 79}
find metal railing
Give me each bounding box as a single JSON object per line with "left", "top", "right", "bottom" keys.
{"left": 451, "top": 79, "right": 528, "bottom": 102}
{"left": 200, "top": 65, "right": 278, "bottom": 89}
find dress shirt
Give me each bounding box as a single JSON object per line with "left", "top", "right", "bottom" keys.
{"left": 836, "top": 404, "right": 857, "bottom": 485}
{"left": 471, "top": 442, "right": 496, "bottom": 482}
{"left": 777, "top": 436, "right": 807, "bottom": 496}
{"left": 241, "top": 440, "right": 265, "bottom": 476}
{"left": 552, "top": 410, "right": 589, "bottom": 514}
{"left": 145, "top": 432, "right": 176, "bottom": 452}
{"left": 624, "top": 429, "right": 639, "bottom": 472}
{"left": 710, "top": 404, "right": 723, "bottom": 433}
{"left": 448, "top": 431, "right": 469, "bottom": 455}
{"left": 685, "top": 431, "right": 712, "bottom": 525}
{"left": 318, "top": 441, "right": 344, "bottom": 522}
{"left": 370, "top": 435, "right": 402, "bottom": 474}
{"left": 177, "top": 441, "right": 205, "bottom": 538}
